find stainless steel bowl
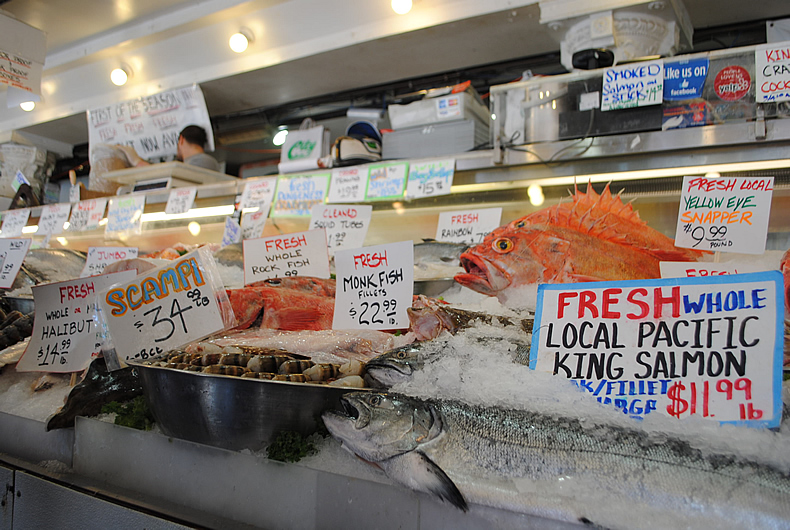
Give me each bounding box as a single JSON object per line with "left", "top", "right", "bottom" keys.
{"left": 132, "top": 361, "right": 367, "bottom": 452}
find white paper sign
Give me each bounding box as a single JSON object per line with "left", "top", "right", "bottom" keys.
{"left": 271, "top": 174, "right": 331, "bottom": 217}
{"left": 675, "top": 176, "right": 773, "bottom": 254}
{"left": 243, "top": 229, "right": 330, "bottom": 284}
{"left": 0, "top": 238, "right": 31, "bottom": 289}
{"left": 240, "top": 178, "right": 277, "bottom": 210}
{"left": 68, "top": 199, "right": 107, "bottom": 232}
{"left": 755, "top": 41, "right": 790, "bottom": 103}
{"left": 530, "top": 273, "right": 783, "bottom": 428}
{"left": 105, "top": 195, "right": 146, "bottom": 237}
{"left": 165, "top": 186, "right": 197, "bottom": 215}
{"left": 81, "top": 247, "right": 139, "bottom": 278}
{"left": 660, "top": 261, "right": 767, "bottom": 279}
{"left": 332, "top": 240, "right": 414, "bottom": 330}
{"left": 16, "top": 270, "right": 137, "bottom": 373}
{"left": 69, "top": 185, "right": 80, "bottom": 204}
{"left": 436, "top": 207, "right": 502, "bottom": 245}
{"left": 12, "top": 170, "right": 30, "bottom": 192}
{"left": 221, "top": 216, "right": 241, "bottom": 247}
{"left": 37, "top": 203, "right": 71, "bottom": 235}
{"left": 99, "top": 248, "right": 229, "bottom": 362}
{"left": 365, "top": 163, "right": 408, "bottom": 201}
{"left": 327, "top": 166, "right": 367, "bottom": 203}
{"left": 310, "top": 204, "right": 372, "bottom": 254}
{"left": 601, "top": 59, "right": 664, "bottom": 111}
{"left": 241, "top": 208, "right": 270, "bottom": 240}
{"left": 406, "top": 159, "right": 455, "bottom": 199}
{"left": 1, "top": 209, "right": 30, "bottom": 237}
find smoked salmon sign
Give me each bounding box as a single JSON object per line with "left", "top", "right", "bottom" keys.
{"left": 530, "top": 272, "right": 783, "bottom": 428}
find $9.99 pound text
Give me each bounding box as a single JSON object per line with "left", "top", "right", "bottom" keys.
{"left": 348, "top": 299, "right": 397, "bottom": 326}
{"left": 666, "top": 377, "right": 762, "bottom": 420}
{"left": 683, "top": 224, "right": 729, "bottom": 248}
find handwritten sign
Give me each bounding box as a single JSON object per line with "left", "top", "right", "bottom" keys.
{"left": 406, "top": 159, "right": 454, "bottom": 199}
{"left": 365, "top": 163, "right": 408, "bottom": 201}
{"left": 105, "top": 195, "right": 146, "bottom": 237}
{"left": 0, "top": 47, "right": 42, "bottom": 95}
{"left": 601, "top": 59, "right": 664, "bottom": 111}
{"left": 660, "top": 261, "right": 767, "bottom": 279}
{"left": 37, "top": 203, "right": 71, "bottom": 235}
{"left": 332, "top": 240, "right": 413, "bottom": 330}
{"left": 327, "top": 166, "right": 366, "bottom": 203}
{"left": 755, "top": 41, "right": 790, "bottom": 103}
{"left": 530, "top": 273, "right": 783, "bottom": 427}
{"left": 1, "top": 209, "right": 30, "bottom": 237}
{"left": 435, "top": 207, "right": 502, "bottom": 245}
{"left": 271, "top": 174, "right": 330, "bottom": 217}
{"left": 16, "top": 270, "right": 137, "bottom": 373}
{"left": 81, "top": 247, "right": 139, "bottom": 278}
{"left": 675, "top": 176, "right": 773, "bottom": 254}
{"left": 240, "top": 178, "right": 277, "bottom": 210}
{"left": 310, "top": 204, "right": 372, "bottom": 254}
{"left": 165, "top": 186, "right": 197, "bottom": 215}
{"left": 0, "top": 238, "right": 31, "bottom": 288}
{"left": 241, "top": 209, "right": 270, "bottom": 240}
{"left": 69, "top": 185, "right": 80, "bottom": 203}
{"left": 242, "top": 229, "right": 330, "bottom": 284}
{"left": 221, "top": 216, "right": 241, "bottom": 247}
{"left": 68, "top": 199, "right": 107, "bottom": 232}
{"left": 12, "top": 170, "right": 30, "bottom": 192}
{"left": 99, "top": 247, "right": 230, "bottom": 362}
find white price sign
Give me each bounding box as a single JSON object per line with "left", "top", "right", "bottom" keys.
{"left": 16, "top": 270, "right": 137, "bottom": 373}
{"left": 241, "top": 208, "right": 270, "bottom": 240}
{"left": 240, "top": 178, "right": 277, "bottom": 210}
{"left": 106, "top": 195, "right": 146, "bottom": 237}
{"left": 601, "top": 59, "right": 664, "bottom": 111}
{"left": 1, "top": 209, "right": 30, "bottom": 237}
{"left": 332, "top": 240, "right": 413, "bottom": 330}
{"left": 310, "top": 204, "right": 372, "bottom": 254}
{"left": 0, "top": 238, "right": 31, "bottom": 289}
{"left": 327, "top": 166, "right": 367, "bottom": 203}
{"left": 68, "top": 199, "right": 107, "bottom": 232}
{"left": 436, "top": 207, "right": 502, "bottom": 245}
{"left": 675, "top": 176, "right": 773, "bottom": 254}
{"left": 365, "top": 163, "right": 408, "bottom": 201}
{"left": 165, "top": 186, "right": 197, "bottom": 215}
{"left": 37, "top": 203, "right": 71, "bottom": 235}
{"left": 406, "top": 159, "right": 454, "bottom": 199}
{"left": 81, "top": 247, "right": 139, "bottom": 278}
{"left": 221, "top": 216, "right": 241, "bottom": 247}
{"left": 243, "top": 228, "right": 330, "bottom": 284}
{"left": 660, "top": 261, "right": 767, "bottom": 279}
{"left": 99, "top": 248, "right": 231, "bottom": 362}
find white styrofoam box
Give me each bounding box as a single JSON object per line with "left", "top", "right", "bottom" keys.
{"left": 388, "top": 92, "right": 490, "bottom": 130}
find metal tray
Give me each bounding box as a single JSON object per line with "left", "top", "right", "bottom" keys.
{"left": 132, "top": 361, "right": 367, "bottom": 452}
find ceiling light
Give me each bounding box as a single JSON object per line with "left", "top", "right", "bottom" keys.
{"left": 188, "top": 221, "right": 201, "bottom": 236}
{"left": 19, "top": 101, "right": 35, "bottom": 111}
{"left": 527, "top": 184, "right": 545, "bottom": 206}
{"left": 391, "top": 0, "right": 412, "bottom": 15}
{"left": 229, "top": 28, "right": 254, "bottom": 53}
{"left": 111, "top": 66, "right": 132, "bottom": 86}
{"left": 272, "top": 129, "right": 288, "bottom": 146}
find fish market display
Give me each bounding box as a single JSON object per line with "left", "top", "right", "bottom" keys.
{"left": 7, "top": 248, "right": 87, "bottom": 297}
{"left": 413, "top": 239, "right": 467, "bottom": 280}
{"left": 324, "top": 391, "right": 790, "bottom": 529}
{"left": 454, "top": 183, "right": 706, "bottom": 306}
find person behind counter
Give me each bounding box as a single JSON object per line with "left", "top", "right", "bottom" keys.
{"left": 117, "top": 125, "right": 221, "bottom": 172}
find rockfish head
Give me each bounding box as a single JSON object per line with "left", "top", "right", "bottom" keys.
{"left": 365, "top": 345, "right": 424, "bottom": 388}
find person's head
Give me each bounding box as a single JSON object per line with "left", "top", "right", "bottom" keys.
{"left": 177, "top": 125, "right": 209, "bottom": 160}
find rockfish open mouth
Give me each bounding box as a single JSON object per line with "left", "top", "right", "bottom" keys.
{"left": 454, "top": 253, "right": 505, "bottom": 296}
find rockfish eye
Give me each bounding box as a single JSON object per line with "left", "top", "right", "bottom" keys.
{"left": 493, "top": 238, "right": 514, "bottom": 253}
{"left": 515, "top": 220, "right": 526, "bottom": 228}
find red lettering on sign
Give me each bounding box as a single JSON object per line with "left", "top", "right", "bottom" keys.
{"left": 352, "top": 251, "right": 388, "bottom": 269}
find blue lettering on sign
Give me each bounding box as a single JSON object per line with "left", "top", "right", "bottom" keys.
{"left": 571, "top": 378, "right": 671, "bottom": 418}
{"left": 664, "top": 58, "right": 709, "bottom": 101}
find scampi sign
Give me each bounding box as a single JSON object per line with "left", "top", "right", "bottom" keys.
{"left": 530, "top": 272, "right": 783, "bottom": 428}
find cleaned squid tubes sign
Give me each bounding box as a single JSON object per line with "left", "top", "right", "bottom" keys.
{"left": 530, "top": 273, "right": 783, "bottom": 428}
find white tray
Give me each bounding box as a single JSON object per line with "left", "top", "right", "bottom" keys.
{"left": 102, "top": 161, "right": 236, "bottom": 185}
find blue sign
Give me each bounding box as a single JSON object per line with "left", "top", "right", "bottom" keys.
{"left": 664, "top": 58, "right": 709, "bottom": 101}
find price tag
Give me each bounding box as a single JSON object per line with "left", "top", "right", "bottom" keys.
{"left": 16, "top": 270, "right": 137, "bottom": 373}
{"left": 755, "top": 42, "right": 790, "bottom": 103}
{"left": 240, "top": 177, "right": 277, "bottom": 210}
{"left": 310, "top": 204, "right": 372, "bottom": 254}
{"left": 221, "top": 216, "right": 241, "bottom": 247}
{"left": 81, "top": 247, "right": 139, "bottom": 278}
{"left": 241, "top": 207, "right": 270, "bottom": 240}
{"left": 243, "top": 228, "right": 330, "bottom": 284}
{"left": 164, "top": 186, "right": 197, "bottom": 215}
{"left": 99, "top": 248, "right": 231, "bottom": 362}
{"left": 327, "top": 166, "right": 366, "bottom": 203}
{"left": 332, "top": 240, "right": 413, "bottom": 330}
{"left": 271, "top": 173, "right": 330, "bottom": 217}
{"left": 37, "top": 203, "right": 71, "bottom": 235}
{"left": 675, "top": 176, "right": 773, "bottom": 254}
{"left": 435, "top": 207, "right": 502, "bottom": 245}
{"left": 660, "top": 261, "right": 766, "bottom": 279}
{"left": 406, "top": 159, "right": 454, "bottom": 199}
{"left": 106, "top": 195, "right": 146, "bottom": 237}
{"left": 529, "top": 272, "right": 783, "bottom": 427}
{"left": 12, "top": 170, "right": 30, "bottom": 192}
{"left": 1, "top": 209, "right": 30, "bottom": 237}
{"left": 601, "top": 59, "right": 664, "bottom": 111}
{"left": 0, "top": 238, "right": 31, "bottom": 288}
{"left": 69, "top": 184, "right": 80, "bottom": 203}
{"left": 68, "top": 199, "right": 108, "bottom": 232}
{"left": 365, "top": 162, "right": 408, "bottom": 201}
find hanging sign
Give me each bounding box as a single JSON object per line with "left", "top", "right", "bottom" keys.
{"left": 755, "top": 41, "right": 790, "bottom": 103}
{"left": 243, "top": 228, "right": 330, "bottom": 284}
{"left": 435, "top": 207, "right": 502, "bottom": 245}
{"left": 37, "top": 203, "right": 71, "bottom": 235}
{"left": 406, "top": 159, "right": 454, "bottom": 199}
{"left": 530, "top": 273, "right": 783, "bottom": 428}
{"left": 332, "top": 240, "right": 413, "bottom": 330}
{"left": 1, "top": 209, "right": 30, "bottom": 237}
{"left": 164, "top": 186, "right": 197, "bottom": 215}
{"left": 601, "top": 59, "right": 664, "bottom": 111}
{"left": 239, "top": 177, "right": 277, "bottom": 210}
{"left": 310, "top": 204, "right": 372, "bottom": 254}
{"left": 81, "top": 247, "right": 139, "bottom": 278}
{"left": 327, "top": 166, "right": 367, "bottom": 203}
{"left": 68, "top": 199, "right": 107, "bottom": 232}
{"left": 241, "top": 208, "right": 270, "bottom": 240}
{"left": 674, "top": 176, "right": 773, "bottom": 254}
{"left": 271, "top": 173, "right": 330, "bottom": 217}
{"left": 365, "top": 162, "right": 408, "bottom": 201}
{"left": 105, "top": 195, "right": 146, "bottom": 237}
{"left": 16, "top": 270, "right": 137, "bottom": 373}
{"left": 663, "top": 58, "right": 709, "bottom": 101}
{"left": 221, "top": 216, "right": 241, "bottom": 247}
{"left": 0, "top": 238, "right": 31, "bottom": 289}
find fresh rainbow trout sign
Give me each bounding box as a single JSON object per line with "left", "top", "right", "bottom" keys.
{"left": 530, "top": 272, "right": 783, "bottom": 428}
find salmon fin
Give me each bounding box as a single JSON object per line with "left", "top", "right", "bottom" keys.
{"left": 273, "top": 308, "right": 329, "bottom": 331}
{"left": 380, "top": 451, "right": 468, "bottom": 512}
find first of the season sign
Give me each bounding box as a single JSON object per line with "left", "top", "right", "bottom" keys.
{"left": 530, "top": 272, "right": 783, "bottom": 428}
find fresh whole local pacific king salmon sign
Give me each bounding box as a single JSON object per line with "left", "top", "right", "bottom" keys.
{"left": 530, "top": 272, "right": 783, "bottom": 428}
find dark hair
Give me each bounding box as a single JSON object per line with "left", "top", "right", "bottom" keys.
{"left": 179, "top": 125, "right": 209, "bottom": 148}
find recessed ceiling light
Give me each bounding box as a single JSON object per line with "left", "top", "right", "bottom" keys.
{"left": 229, "top": 28, "right": 254, "bottom": 53}
{"left": 391, "top": 0, "right": 412, "bottom": 15}
{"left": 111, "top": 66, "right": 131, "bottom": 86}
{"left": 20, "top": 101, "right": 35, "bottom": 111}
{"left": 272, "top": 129, "right": 288, "bottom": 146}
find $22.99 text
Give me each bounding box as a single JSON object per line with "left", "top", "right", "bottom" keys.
{"left": 348, "top": 299, "right": 397, "bottom": 326}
